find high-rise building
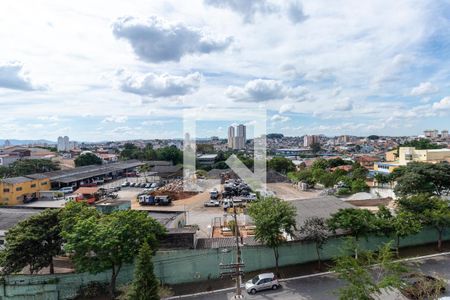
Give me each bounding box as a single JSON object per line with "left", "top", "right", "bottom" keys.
{"left": 227, "top": 126, "right": 235, "bottom": 149}
{"left": 3, "top": 140, "right": 11, "bottom": 147}
{"left": 227, "top": 124, "right": 246, "bottom": 150}
{"left": 424, "top": 129, "right": 438, "bottom": 138}
{"left": 235, "top": 124, "right": 246, "bottom": 150}
{"left": 57, "top": 136, "right": 75, "bottom": 152}
{"left": 441, "top": 130, "right": 449, "bottom": 139}
{"left": 303, "top": 135, "right": 319, "bottom": 147}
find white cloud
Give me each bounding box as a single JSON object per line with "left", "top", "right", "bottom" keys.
{"left": 112, "top": 16, "right": 233, "bottom": 63}
{"left": 271, "top": 114, "right": 290, "bottom": 122}
{"left": 432, "top": 96, "right": 450, "bottom": 111}
{"left": 102, "top": 115, "right": 128, "bottom": 123}
{"left": 279, "top": 103, "right": 294, "bottom": 114}
{"left": 226, "top": 79, "right": 309, "bottom": 102}
{"left": 333, "top": 98, "right": 353, "bottom": 111}
{"left": 117, "top": 70, "right": 201, "bottom": 97}
{"left": 410, "top": 82, "right": 439, "bottom": 96}
{"left": 204, "top": 0, "right": 307, "bottom": 24}
{"left": 0, "top": 61, "right": 44, "bottom": 91}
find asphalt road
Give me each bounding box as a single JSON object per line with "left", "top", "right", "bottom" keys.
{"left": 171, "top": 254, "right": 450, "bottom": 300}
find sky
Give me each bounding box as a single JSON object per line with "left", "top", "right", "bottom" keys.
{"left": 1, "top": 0, "right": 450, "bottom": 142}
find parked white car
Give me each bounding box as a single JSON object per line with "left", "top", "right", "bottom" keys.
{"left": 245, "top": 273, "right": 280, "bottom": 294}
{"left": 204, "top": 199, "right": 220, "bottom": 207}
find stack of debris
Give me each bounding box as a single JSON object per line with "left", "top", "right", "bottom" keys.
{"left": 152, "top": 179, "right": 198, "bottom": 200}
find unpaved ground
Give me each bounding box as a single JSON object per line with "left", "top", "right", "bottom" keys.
{"left": 267, "top": 183, "right": 320, "bottom": 201}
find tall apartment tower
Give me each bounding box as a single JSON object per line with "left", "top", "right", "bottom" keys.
{"left": 303, "top": 135, "right": 319, "bottom": 147}
{"left": 227, "top": 126, "right": 235, "bottom": 149}
{"left": 442, "top": 130, "right": 449, "bottom": 139}
{"left": 235, "top": 124, "right": 246, "bottom": 150}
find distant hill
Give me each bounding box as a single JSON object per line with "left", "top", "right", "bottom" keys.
{"left": 0, "top": 139, "right": 56, "bottom": 146}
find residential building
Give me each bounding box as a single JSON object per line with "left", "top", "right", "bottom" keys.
{"left": 3, "top": 140, "right": 11, "bottom": 147}
{"left": 442, "top": 130, "right": 449, "bottom": 139}
{"left": 374, "top": 146, "right": 450, "bottom": 174}
{"left": 398, "top": 147, "right": 450, "bottom": 165}
{"left": 0, "top": 174, "right": 50, "bottom": 205}
{"left": 424, "top": 129, "right": 439, "bottom": 138}
{"left": 303, "top": 135, "right": 319, "bottom": 147}
{"left": 236, "top": 124, "right": 246, "bottom": 149}
{"left": 227, "top": 126, "right": 235, "bottom": 149}
{"left": 57, "top": 136, "right": 75, "bottom": 152}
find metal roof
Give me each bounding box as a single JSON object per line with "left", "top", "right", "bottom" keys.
{"left": 290, "top": 196, "right": 356, "bottom": 228}
{"left": 1, "top": 176, "right": 34, "bottom": 185}
{"left": 0, "top": 208, "right": 40, "bottom": 230}
{"left": 40, "top": 160, "right": 144, "bottom": 183}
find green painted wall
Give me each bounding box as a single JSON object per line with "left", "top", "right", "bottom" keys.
{"left": 1, "top": 227, "right": 449, "bottom": 299}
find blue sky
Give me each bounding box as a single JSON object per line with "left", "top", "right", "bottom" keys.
{"left": 0, "top": 0, "right": 450, "bottom": 142}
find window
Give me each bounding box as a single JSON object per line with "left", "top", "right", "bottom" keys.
{"left": 3, "top": 188, "right": 10, "bottom": 193}
{"left": 31, "top": 184, "right": 36, "bottom": 188}
{"left": 41, "top": 181, "right": 48, "bottom": 185}
{"left": 16, "top": 187, "right": 22, "bottom": 191}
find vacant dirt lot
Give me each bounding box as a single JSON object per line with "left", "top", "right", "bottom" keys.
{"left": 267, "top": 183, "right": 320, "bottom": 201}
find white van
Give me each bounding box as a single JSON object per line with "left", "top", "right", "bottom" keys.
{"left": 59, "top": 186, "right": 74, "bottom": 194}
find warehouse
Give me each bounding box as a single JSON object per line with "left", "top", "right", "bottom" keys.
{"left": 40, "top": 160, "right": 144, "bottom": 189}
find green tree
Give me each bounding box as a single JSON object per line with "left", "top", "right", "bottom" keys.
{"left": 310, "top": 142, "right": 322, "bottom": 154}
{"left": 0, "top": 209, "right": 63, "bottom": 275}
{"left": 351, "top": 163, "right": 368, "bottom": 180}
{"left": 299, "top": 217, "right": 328, "bottom": 270}
{"left": 62, "top": 210, "right": 166, "bottom": 298}
{"left": 327, "top": 158, "right": 350, "bottom": 168}
{"left": 247, "top": 197, "right": 297, "bottom": 275}
{"left": 400, "top": 138, "right": 444, "bottom": 150}
{"left": 75, "top": 153, "right": 102, "bottom": 167}
{"left": 8, "top": 159, "right": 59, "bottom": 176}
{"left": 268, "top": 157, "right": 295, "bottom": 174}
{"left": 127, "top": 242, "right": 160, "bottom": 300}
{"left": 311, "top": 158, "right": 328, "bottom": 170}
{"left": 327, "top": 208, "right": 376, "bottom": 258}
{"left": 392, "top": 211, "right": 422, "bottom": 256}
{"left": 59, "top": 201, "right": 100, "bottom": 233}
{"left": 424, "top": 200, "right": 450, "bottom": 251}
{"left": 333, "top": 241, "right": 408, "bottom": 300}
{"left": 120, "top": 143, "right": 143, "bottom": 160}
{"left": 156, "top": 146, "right": 183, "bottom": 165}
{"left": 351, "top": 178, "right": 369, "bottom": 193}
{"left": 398, "top": 194, "right": 450, "bottom": 251}
{"left": 392, "top": 162, "right": 450, "bottom": 196}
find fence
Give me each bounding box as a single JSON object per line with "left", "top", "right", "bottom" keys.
{"left": 1, "top": 227, "right": 449, "bottom": 299}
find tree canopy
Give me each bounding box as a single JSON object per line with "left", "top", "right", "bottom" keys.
{"left": 74, "top": 152, "right": 103, "bottom": 167}
{"left": 127, "top": 242, "right": 160, "bottom": 300}
{"left": 247, "top": 197, "right": 296, "bottom": 275}
{"left": 327, "top": 208, "right": 376, "bottom": 242}
{"left": 399, "top": 138, "right": 444, "bottom": 150}
{"left": 397, "top": 194, "right": 450, "bottom": 251}
{"left": 0, "top": 159, "right": 59, "bottom": 177}
{"left": 0, "top": 209, "right": 63, "bottom": 275}
{"left": 268, "top": 157, "right": 295, "bottom": 174}
{"left": 299, "top": 216, "right": 328, "bottom": 270}
{"left": 62, "top": 209, "right": 166, "bottom": 297}
{"left": 392, "top": 162, "right": 450, "bottom": 196}
{"left": 333, "top": 241, "right": 408, "bottom": 300}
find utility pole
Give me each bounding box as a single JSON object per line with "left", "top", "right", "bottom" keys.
{"left": 233, "top": 202, "right": 242, "bottom": 298}
{"left": 219, "top": 198, "right": 244, "bottom": 299}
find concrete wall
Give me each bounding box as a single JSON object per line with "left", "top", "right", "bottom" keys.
{"left": 1, "top": 227, "right": 449, "bottom": 299}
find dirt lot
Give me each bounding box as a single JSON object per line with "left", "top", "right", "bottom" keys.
{"left": 267, "top": 182, "right": 320, "bottom": 200}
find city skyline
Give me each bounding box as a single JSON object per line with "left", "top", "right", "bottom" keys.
{"left": 1, "top": 1, "right": 450, "bottom": 141}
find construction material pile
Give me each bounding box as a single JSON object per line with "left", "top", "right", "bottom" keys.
{"left": 152, "top": 179, "right": 198, "bottom": 200}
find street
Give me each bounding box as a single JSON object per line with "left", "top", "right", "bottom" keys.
{"left": 170, "top": 254, "right": 450, "bottom": 300}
